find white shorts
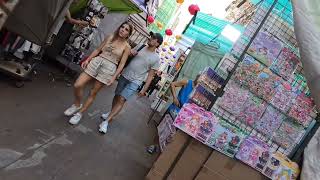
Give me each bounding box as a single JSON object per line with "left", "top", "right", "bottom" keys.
{"left": 84, "top": 56, "right": 117, "bottom": 84}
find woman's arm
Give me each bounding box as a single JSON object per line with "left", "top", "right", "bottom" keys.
{"left": 106, "top": 45, "right": 131, "bottom": 85}
{"left": 81, "top": 36, "right": 110, "bottom": 69}
{"left": 170, "top": 79, "right": 188, "bottom": 107}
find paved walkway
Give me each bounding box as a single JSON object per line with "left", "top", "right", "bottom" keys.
{"left": 0, "top": 63, "right": 158, "bottom": 180}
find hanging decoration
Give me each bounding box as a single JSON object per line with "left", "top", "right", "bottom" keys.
{"left": 175, "top": 35, "right": 182, "bottom": 40}
{"left": 157, "top": 21, "right": 163, "bottom": 30}
{"left": 147, "top": 16, "right": 155, "bottom": 23}
{"left": 170, "top": 46, "right": 176, "bottom": 51}
{"left": 176, "top": 0, "right": 184, "bottom": 4}
{"left": 164, "top": 42, "right": 169, "bottom": 46}
{"left": 188, "top": 4, "right": 200, "bottom": 15}
{"left": 165, "top": 29, "right": 173, "bottom": 36}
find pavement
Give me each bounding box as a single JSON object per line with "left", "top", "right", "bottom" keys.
{"left": 0, "top": 62, "right": 159, "bottom": 180}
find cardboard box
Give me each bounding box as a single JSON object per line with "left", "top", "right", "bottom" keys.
{"left": 200, "top": 150, "right": 267, "bottom": 180}
{"left": 167, "top": 139, "right": 212, "bottom": 180}
{"left": 145, "top": 166, "right": 164, "bottom": 180}
{"left": 195, "top": 166, "right": 228, "bottom": 180}
{"left": 146, "top": 130, "right": 190, "bottom": 179}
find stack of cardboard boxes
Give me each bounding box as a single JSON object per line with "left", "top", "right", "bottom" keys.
{"left": 146, "top": 131, "right": 267, "bottom": 180}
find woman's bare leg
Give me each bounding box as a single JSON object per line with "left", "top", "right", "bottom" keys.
{"left": 106, "top": 95, "right": 126, "bottom": 122}
{"left": 79, "top": 80, "right": 105, "bottom": 113}
{"left": 73, "top": 72, "right": 93, "bottom": 107}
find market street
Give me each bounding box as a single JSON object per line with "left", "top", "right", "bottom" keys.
{"left": 0, "top": 63, "right": 158, "bottom": 180}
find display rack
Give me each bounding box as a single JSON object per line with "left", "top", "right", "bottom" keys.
{"left": 213, "top": 0, "right": 318, "bottom": 161}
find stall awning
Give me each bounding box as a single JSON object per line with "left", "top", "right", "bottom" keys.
{"left": 4, "top": 0, "right": 73, "bottom": 45}
{"left": 101, "top": 0, "right": 142, "bottom": 14}
{"left": 183, "top": 12, "right": 244, "bottom": 53}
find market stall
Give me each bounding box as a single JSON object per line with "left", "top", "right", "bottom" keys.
{"left": 147, "top": 0, "right": 319, "bottom": 179}
{"left": 0, "top": 0, "right": 72, "bottom": 87}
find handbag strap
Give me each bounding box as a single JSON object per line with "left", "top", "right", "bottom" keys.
{"left": 136, "top": 44, "right": 146, "bottom": 52}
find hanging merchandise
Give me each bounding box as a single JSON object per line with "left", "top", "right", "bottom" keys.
{"left": 251, "top": 68, "right": 281, "bottom": 101}
{"left": 198, "top": 67, "right": 225, "bottom": 91}
{"left": 233, "top": 54, "right": 264, "bottom": 87}
{"left": 270, "top": 47, "right": 299, "bottom": 80}
{"left": 236, "top": 136, "right": 272, "bottom": 172}
{"left": 288, "top": 94, "right": 315, "bottom": 127}
{"left": 189, "top": 84, "right": 215, "bottom": 110}
{"left": 255, "top": 106, "right": 284, "bottom": 137}
{"left": 270, "top": 82, "right": 297, "bottom": 112}
{"left": 225, "top": 0, "right": 255, "bottom": 26}
{"left": 272, "top": 118, "right": 305, "bottom": 149}
{"left": 247, "top": 31, "right": 283, "bottom": 67}
{"left": 237, "top": 93, "right": 267, "bottom": 127}
{"left": 217, "top": 81, "right": 249, "bottom": 116}
{"left": 61, "top": 0, "right": 106, "bottom": 65}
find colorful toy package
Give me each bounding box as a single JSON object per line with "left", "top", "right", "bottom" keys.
{"left": 255, "top": 106, "right": 284, "bottom": 137}
{"left": 248, "top": 31, "right": 283, "bottom": 66}
{"left": 270, "top": 47, "right": 299, "bottom": 80}
{"left": 237, "top": 93, "right": 267, "bottom": 126}
{"left": 198, "top": 67, "right": 225, "bottom": 91}
{"left": 270, "top": 82, "right": 297, "bottom": 112}
{"left": 217, "top": 81, "right": 249, "bottom": 116}
{"left": 273, "top": 119, "right": 305, "bottom": 149}
{"left": 174, "top": 103, "right": 219, "bottom": 143}
{"left": 250, "top": 68, "right": 281, "bottom": 101}
{"left": 206, "top": 120, "right": 248, "bottom": 157}
{"left": 236, "top": 136, "right": 271, "bottom": 172}
{"left": 233, "top": 54, "right": 264, "bottom": 87}
{"left": 288, "top": 94, "right": 315, "bottom": 127}
{"left": 262, "top": 152, "right": 300, "bottom": 180}
{"left": 157, "top": 113, "right": 176, "bottom": 152}
{"left": 189, "top": 84, "right": 215, "bottom": 110}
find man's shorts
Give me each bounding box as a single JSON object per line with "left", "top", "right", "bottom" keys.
{"left": 115, "top": 76, "right": 140, "bottom": 100}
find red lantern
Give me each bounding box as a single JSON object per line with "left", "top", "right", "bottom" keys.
{"left": 188, "top": 4, "right": 200, "bottom": 15}
{"left": 147, "top": 16, "right": 155, "bottom": 23}
{"left": 165, "top": 29, "right": 173, "bottom": 36}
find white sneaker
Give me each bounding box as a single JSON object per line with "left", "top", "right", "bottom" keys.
{"left": 69, "top": 112, "right": 82, "bottom": 125}
{"left": 99, "top": 121, "right": 109, "bottom": 134}
{"left": 101, "top": 112, "right": 110, "bottom": 120}
{"left": 64, "top": 104, "right": 83, "bottom": 116}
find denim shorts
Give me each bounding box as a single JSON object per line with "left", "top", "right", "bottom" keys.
{"left": 115, "top": 76, "right": 140, "bottom": 100}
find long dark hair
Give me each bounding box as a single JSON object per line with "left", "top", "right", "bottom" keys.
{"left": 111, "top": 21, "right": 134, "bottom": 42}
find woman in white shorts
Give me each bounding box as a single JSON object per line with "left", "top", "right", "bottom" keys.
{"left": 64, "top": 21, "right": 133, "bottom": 125}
